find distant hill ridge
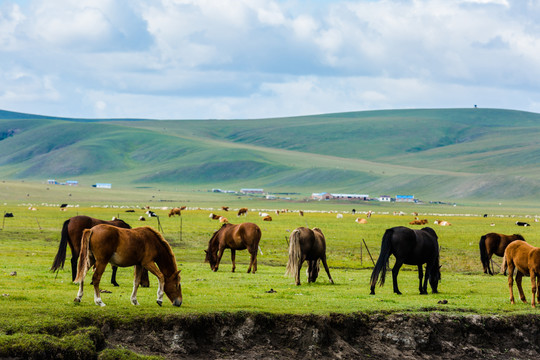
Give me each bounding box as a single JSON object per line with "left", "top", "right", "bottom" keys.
{"left": 1, "top": 108, "right": 539, "bottom": 201}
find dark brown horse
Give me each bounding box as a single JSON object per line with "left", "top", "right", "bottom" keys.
{"left": 74, "top": 225, "right": 182, "bottom": 307}
{"left": 50, "top": 215, "right": 149, "bottom": 287}
{"left": 501, "top": 240, "right": 540, "bottom": 308}
{"left": 285, "top": 227, "right": 334, "bottom": 285}
{"left": 205, "top": 222, "right": 261, "bottom": 273}
{"left": 479, "top": 233, "right": 525, "bottom": 275}
{"left": 370, "top": 226, "right": 441, "bottom": 295}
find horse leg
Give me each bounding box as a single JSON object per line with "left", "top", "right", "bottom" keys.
{"left": 140, "top": 268, "right": 150, "bottom": 288}
{"left": 488, "top": 255, "right": 494, "bottom": 275}
{"left": 531, "top": 272, "right": 537, "bottom": 308}
{"left": 516, "top": 272, "right": 527, "bottom": 303}
{"left": 92, "top": 262, "right": 107, "bottom": 306}
{"left": 392, "top": 259, "right": 404, "bottom": 295}
{"left": 214, "top": 247, "right": 226, "bottom": 272}
{"left": 295, "top": 260, "right": 303, "bottom": 285}
{"left": 321, "top": 256, "right": 334, "bottom": 284}
{"left": 143, "top": 262, "right": 165, "bottom": 306}
{"left": 231, "top": 249, "right": 236, "bottom": 273}
{"left": 248, "top": 249, "right": 257, "bottom": 274}
{"left": 130, "top": 265, "right": 143, "bottom": 305}
{"left": 74, "top": 278, "right": 85, "bottom": 303}
{"left": 111, "top": 265, "right": 119, "bottom": 287}
{"left": 517, "top": 272, "right": 527, "bottom": 303}
{"left": 418, "top": 265, "right": 427, "bottom": 295}
{"left": 508, "top": 264, "right": 516, "bottom": 304}
{"left": 307, "top": 261, "right": 314, "bottom": 283}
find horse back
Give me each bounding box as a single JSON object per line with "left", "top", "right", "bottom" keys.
{"left": 505, "top": 240, "right": 535, "bottom": 274}
{"left": 231, "top": 222, "right": 261, "bottom": 249}
{"left": 392, "top": 226, "right": 438, "bottom": 265}
{"left": 88, "top": 224, "right": 149, "bottom": 266}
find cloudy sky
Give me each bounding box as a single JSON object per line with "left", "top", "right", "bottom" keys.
{"left": 0, "top": 0, "right": 539, "bottom": 119}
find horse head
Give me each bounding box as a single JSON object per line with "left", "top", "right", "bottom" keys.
{"left": 429, "top": 265, "right": 442, "bottom": 293}
{"left": 205, "top": 228, "right": 223, "bottom": 270}
{"left": 163, "top": 269, "right": 182, "bottom": 307}
{"left": 308, "top": 259, "right": 321, "bottom": 283}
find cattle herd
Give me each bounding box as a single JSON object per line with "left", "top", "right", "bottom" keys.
{"left": 42, "top": 206, "right": 540, "bottom": 308}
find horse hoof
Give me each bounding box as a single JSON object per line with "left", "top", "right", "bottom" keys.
{"left": 156, "top": 300, "right": 163, "bottom": 307}
{"left": 74, "top": 298, "right": 81, "bottom": 303}
{"left": 131, "top": 300, "right": 139, "bottom": 306}
{"left": 112, "top": 282, "right": 119, "bottom": 287}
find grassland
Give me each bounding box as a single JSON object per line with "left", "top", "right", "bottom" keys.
{"left": 2, "top": 182, "right": 540, "bottom": 357}
{"left": 2, "top": 108, "right": 540, "bottom": 202}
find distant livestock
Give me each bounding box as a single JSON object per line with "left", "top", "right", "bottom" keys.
{"left": 222, "top": 206, "right": 229, "bottom": 211}
{"left": 237, "top": 207, "right": 248, "bottom": 217}
{"left": 516, "top": 221, "right": 530, "bottom": 227}
{"left": 219, "top": 216, "right": 229, "bottom": 223}
{"left": 4, "top": 212, "right": 14, "bottom": 218}
{"left": 299, "top": 211, "right": 304, "bottom": 217}
{"left": 169, "top": 208, "right": 182, "bottom": 217}
{"left": 434, "top": 220, "right": 451, "bottom": 226}
{"left": 336, "top": 214, "right": 343, "bottom": 219}
{"left": 146, "top": 210, "right": 157, "bottom": 218}
{"left": 209, "top": 213, "right": 221, "bottom": 220}
{"left": 355, "top": 218, "right": 368, "bottom": 224}
{"left": 138, "top": 216, "right": 146, "bottom": 221}
{"left": 410, "top": 219, "right": 428, "bottom": 225}
{"left": 263, "top": 216, "right": 272, "bottom": 221}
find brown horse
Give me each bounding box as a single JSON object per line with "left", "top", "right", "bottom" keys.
{"left": 285, "top": 227, "right": 334, "bottom": 286}
{"left": 479, "top": 233, "right": 525, "bottom": 275}
{"left": 50, "top": 215, "right": 149, "bottom": 287}
{"left": 501, "top": 240, "right": 540, "bottom": 308}
{"left": 205, "top": 222, "right": 261, "bottom": 273}
{"left": 74, "top": 225, "right": 182, "bottom": 307}
{"left": 168, "top": 208, "right": 182, "bottom": 217}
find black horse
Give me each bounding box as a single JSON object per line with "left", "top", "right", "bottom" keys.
{"left": 370, "top": 226, "right": 441, "bottom": 295}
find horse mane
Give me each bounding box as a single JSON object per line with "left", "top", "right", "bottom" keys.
{"left": 143, "top": 226, "right": 177, "bottom": 264}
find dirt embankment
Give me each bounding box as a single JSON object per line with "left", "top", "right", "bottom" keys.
{"left": 101, "top": 312, "right": 540, "bottom": 359}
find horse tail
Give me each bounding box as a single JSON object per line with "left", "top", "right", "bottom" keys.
{"left": 74, "top": 229, "right": 92, "bottom": 283}
{"left": 370, "top": 228, "right": 393, "bottom": 290}
{"left": 50, "top": 219, "right": 70, "bottom": 272}
{"left": 285, "top": 229, "right": 302, "bottom": 278}
{"left": 479, "top": 235, "right": 491, "bottom": 275}
{"left": 500, "top": 250, "right": 508, "bottom": 275}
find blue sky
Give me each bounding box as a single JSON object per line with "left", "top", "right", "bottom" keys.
{"left": 0, "top": 0, "right": 539, "bottom": 119}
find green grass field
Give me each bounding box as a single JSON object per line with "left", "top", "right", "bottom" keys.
{"left": 2, "top": 182, "right": 540, "bottom": 357}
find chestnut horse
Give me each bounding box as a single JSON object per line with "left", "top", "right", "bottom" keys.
{"left": 285, "top": 227, "right": 334, "bottom": 286}
{"left": 50, "top": 215, "right": 149, "bottom": 287}
{"left": 74, "top": 224, "right": 182, "bottom": 307}
{"left": 205, "top": 222, "right": 261, "bottom": 273}
{"left": 501, "top": 240, "right": 540, "bottom": 308}
{"left": 370, "top": 226, "right": 441, "bottom": 295}
{"left": 479, "top": 233, "right": 525, "bottom": 275}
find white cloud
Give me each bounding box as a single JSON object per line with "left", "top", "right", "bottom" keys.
{"left": 0, "top": 0, "right": 538, "bottom": 119}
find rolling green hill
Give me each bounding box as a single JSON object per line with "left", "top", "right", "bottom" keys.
{"left": 1, "top": 108, "right": 539, "bottom": 201}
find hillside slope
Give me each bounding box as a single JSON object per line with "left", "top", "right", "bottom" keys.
{"left": 1, "top": 108, "right": 539, "bottom": 200}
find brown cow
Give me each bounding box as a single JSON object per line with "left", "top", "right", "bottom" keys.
{"left": 221, "top": 206, "right": 229, "bottom": 211}
{"left": 355, "top": 218, "right": 368, "bottom": 224}
{"left": 237, "top": 207, "right": 248, "bottom": 216}
{"left": 263, "top": 216, "right": 272, "bottom": 221}
{"left": 168, "top": 208, "right": 182, "bottom": 217}
{"left": 209, "top": 213, "right": 221, "bottom": 220}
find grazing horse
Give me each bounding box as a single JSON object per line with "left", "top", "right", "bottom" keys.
{"left": 501, "top": 240, "right": 540, "bottom": 308}
{"left": 285, "top": 227, "right": 334, "bottom": 286}
{"left": 50, "top": 215, "right": 150, "bottom": 287}
{"left": 479, "top": 233, "right": 525, "bottom": 275}
{"left": 370, "top": 226, "right": 441, "bottom": 295}
{"left": 74, "top": 225, "right": 182, "bottom": 307}
{"left": 205, "top": 222, "right": 261, "bottom": 273}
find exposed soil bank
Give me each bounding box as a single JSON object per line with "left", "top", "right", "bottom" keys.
{"left": 102, "top": 312, "right": 540, "bottom": 359}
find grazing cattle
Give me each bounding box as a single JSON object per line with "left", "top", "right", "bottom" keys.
{"left": 483, "top": 214, "right": 488, "bottom": 218}
{"left": 410, "top": 219, "right": 428, "bottom": 225}
{"left": 370, "top": 226, "right": 441, "bottom": 295}
{"left": 263, "top": 216, "right": 272, "bottom": 221}
{"left": 516, "top": 221, "right": 530, "bottom": 227}
{"left": 209, "top": 213, "right": 221, "bottom": 220}
{"left": 221, "top": 206, "right": 229, "bottom": 211}
{"left": 237, "top": 207, "right": 248, "bottom": 217}
{"left": 4, "top": 212, "right": 14, "bottom": 218}
{"left": 125, "top": 209, "right": 135, "bottom": 213}
{"left": 336, "top": 214, "right": 343, "bottom": 219}
{"left": 180, "top": 206, "right": 187, "bottom": 210}
{"left": 146, "top": 210, "right": 157, "bottom": 218}
{"left": 299, "top": 210, "right": 304, "bottom": 217}
{"left": 219, "top": 216, "right": 229, "bottom": 223}
{"left": 168, "top": 208, "right": 182, "bottom": 217}
{"left": 60, "top": 204, "right": 68, "bottom": 208}
{"left": 285, "top": 227, "right": 334, "bottom": 286}
{"left": 138, "top": 216, "right": 146, "bottom": 221}
{"left": 434, "top": 220, "right": 451, "bottom": 226}
{"left": 355, "top": 218, "right": 368, "bottom": 224}
{"left": 74, "top": 225, "right": 182, "bottom": 307}
{"left": 479, "top": 233, "right": 525, "bottom": 275}
{"left": 259, "top": 212, "right": 269, "bottom": 217}
{"left": 501, "top": 240, "right": 540, "bottom": 308}
{"left": 367, "top": 211, "right": 373, "bottom": 218}
{"left": 205, "top": 222, "right": 261, "bottom": 273}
